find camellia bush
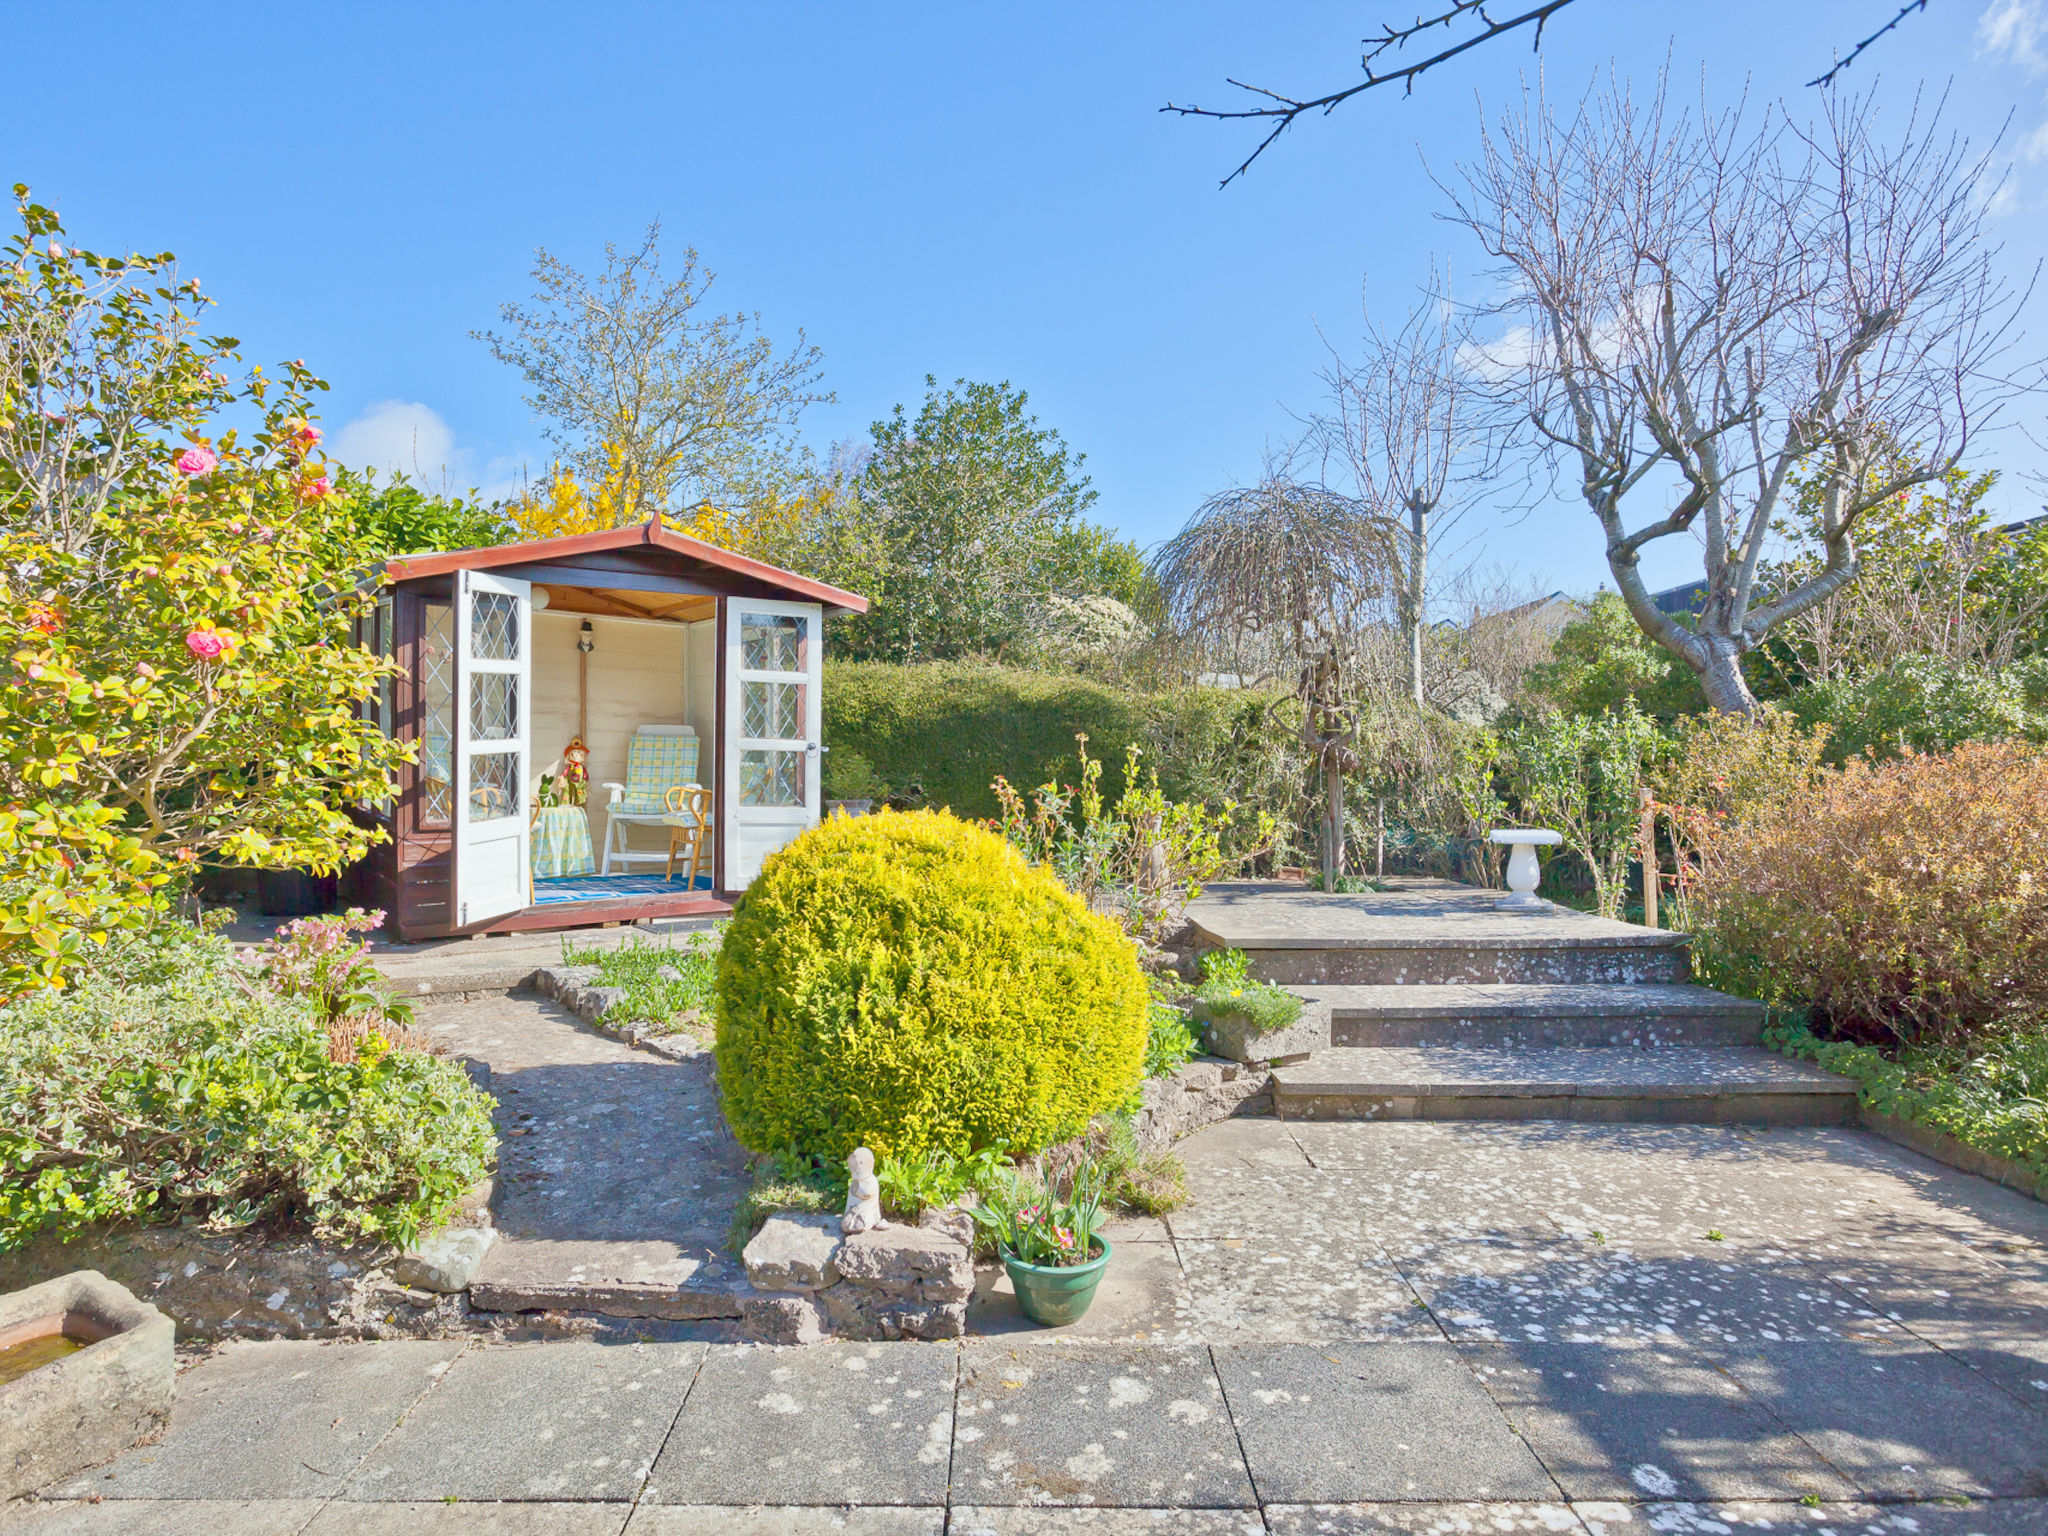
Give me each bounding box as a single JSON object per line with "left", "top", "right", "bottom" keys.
{"left": 0, "top": 924, "right": 495, "bottom": 1250}
{"left": 715, "top": 808, "right": 1151, "bottom": 1163}
{"left": 1681, "top": 739, "right": 2048, "bottom": 1048}
{"left": 0, "top": 186, "right": 409, "bottom": 994}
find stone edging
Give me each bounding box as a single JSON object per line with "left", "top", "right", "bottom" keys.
{"left": 532, "top": 965, "right": 710, "bottom": 1063}
{"left": 1858, "top": 1107, "right": 2048, "bottom": 1205}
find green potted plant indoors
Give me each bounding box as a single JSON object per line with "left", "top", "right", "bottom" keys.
{"left": 974, "top": 1160, "right": 1111, "bottom": 1327}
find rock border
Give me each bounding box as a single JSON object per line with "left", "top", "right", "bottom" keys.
{"left": 532, "top": 965, "right": 710, "bottom": 1062}
{"left": 1859, "top": 1107, "right": 2048, "bottom": 1206}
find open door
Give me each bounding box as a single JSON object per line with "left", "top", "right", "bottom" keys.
{"left": 454, "top": 569, "right": 531, "bottom": 926}
{"left": 722, "top": 599, "right": 822, "bottom": 889}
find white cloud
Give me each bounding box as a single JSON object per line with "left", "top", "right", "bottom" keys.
{"left": 332, "top": 399, "right": 460, "bottom": 484}
{"left": 1979, "top": 0, "right": 2048, "bottom": 73}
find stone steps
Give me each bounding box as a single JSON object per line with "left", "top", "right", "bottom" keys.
{"left": 1184, "top": 879, "right": 1835, "bottom": 1127}
{"left": 1299, "top": 981, "right": 1766, "bottom": 1049}
{"left": 1269, "top": 1045, "right": 1857, "bottom": 1126}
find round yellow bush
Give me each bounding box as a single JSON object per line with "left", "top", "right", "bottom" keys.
{"left": 714, "top": 808, "right": 1150, "bottom": 1162}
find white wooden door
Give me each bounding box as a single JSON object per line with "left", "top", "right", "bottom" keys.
{"left": 454, "top": 569, "right": 531, "bottom": 925}
{"left": 722, "top": 599, "right": 822, "bottom": 888}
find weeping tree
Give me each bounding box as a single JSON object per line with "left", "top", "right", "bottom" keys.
{"left": 1152, "top": 478, "right": 1403, "bottom": 888}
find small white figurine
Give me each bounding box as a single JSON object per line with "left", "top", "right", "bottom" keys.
{"left": 842, "top": 1146, "right": 889, "bottom": 1234}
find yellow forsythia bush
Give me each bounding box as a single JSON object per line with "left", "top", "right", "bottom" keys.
{"left": 715, "top": 808, "right": 1150, "bottom": 1162}
{"left": 1686, "top": 740, "right": 2048, "bottom": 1046}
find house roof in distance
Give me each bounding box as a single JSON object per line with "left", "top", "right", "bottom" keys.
{"left": 384, "top": 514, "right": 869, "bottom": 615}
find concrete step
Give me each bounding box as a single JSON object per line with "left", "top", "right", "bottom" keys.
{"left": 1270, "top": 1046, "right": 1856, "bottom": 1126}
{"left": 1186, "top": 879, "right": 1692, "bottom": 986}
{"left": 1299, "top": 982, "right": 1766, "bottom": 1048}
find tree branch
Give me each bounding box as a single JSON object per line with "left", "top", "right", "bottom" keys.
{"left": 1163, "top": 1, "right": 1577, "bottom": 188}
{"left": 1809, "top": 1, "right": 1930, "bottom": 89}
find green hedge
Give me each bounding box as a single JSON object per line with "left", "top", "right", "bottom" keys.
{"left": 822, "top": 660, "right": 1298, "bottom": 823}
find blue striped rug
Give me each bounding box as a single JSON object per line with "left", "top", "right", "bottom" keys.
{"left": 532, "top": 873, "right": 713, "bottom": 905}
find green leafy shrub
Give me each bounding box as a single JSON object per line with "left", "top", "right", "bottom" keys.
{"left": 1190, "top": 948, "right": 1302, "bottom": 1035}
{"left": 1144, "top": 999, "right": 1199, "bottom": 1079}
{"left": 821, "top": 749, "right": 890, "bottom": 802}
{"left": 875, "top": 1141, "right": 1012, "bottom": 1218}
{"left": 0, "top": 926, "right": 495, "bottom": 1249}
{"left": 1767, "top": 1017, "right": 2046, "bottom": 1186}
{"left": 1686, "top": 741, "right": 2048, "bottom": 1047}
{"left": 1785, "top": 654, "right": 2048, "bottom": 762}
{"left": 715, "top": 808, "right": 1151, "bottom": 1162}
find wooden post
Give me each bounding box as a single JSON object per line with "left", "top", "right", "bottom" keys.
{"left": 1375, "top": 797, "right": 1386, "bottom": 881}
{"left": 1638, "top": 786, "right": 1658, "bottom": 930}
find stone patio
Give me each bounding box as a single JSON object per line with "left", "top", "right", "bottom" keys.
{"left": 12, "top": 1110, "right": 2044, "bottom": 1532}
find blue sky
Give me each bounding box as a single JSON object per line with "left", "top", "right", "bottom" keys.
{"left": 9, "top": 1, "right": 2048, "bottom": 598}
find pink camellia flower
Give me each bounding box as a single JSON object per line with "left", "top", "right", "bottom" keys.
{"left": 135, "top": 661, "right": 156, "bottom": 679}
{"left": 293, "top": 423, "right": 322, "bottom": 449}
{"left": 185, "top": 629, "right": 228, "bottom": 661}
{"left": 46, "top": 240, "right": 62, "bottom": 259}
{"left": 297, "top": 473, "right": 333, "bottom": 502}
{"left": 175, "top": 446, "right": 218, "bottom": 477}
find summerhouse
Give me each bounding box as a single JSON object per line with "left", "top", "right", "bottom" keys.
{"left": 350, "top": 515, "right": 867, "bottom": 941}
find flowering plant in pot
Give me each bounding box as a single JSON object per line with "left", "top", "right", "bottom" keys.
{"left": 972, "top": 1158, "right": 1110, "bottom": 1327}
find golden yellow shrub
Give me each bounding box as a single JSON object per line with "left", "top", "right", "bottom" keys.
{"left": 713, "top": 809, "right": 1151, "bottom": 1161}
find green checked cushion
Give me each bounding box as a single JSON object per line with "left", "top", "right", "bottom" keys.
{"left": 619, "top": 733, "right": 699, "bottom": 814}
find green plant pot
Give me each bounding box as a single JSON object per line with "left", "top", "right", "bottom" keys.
{"left": 1002, "top": 1239, "right": 1112, "bottom": 1327}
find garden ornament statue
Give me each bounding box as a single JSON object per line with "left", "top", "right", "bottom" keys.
{"left": 1488, "top": 828, "right": 1563, "bottom": 909}
{"left": 842, "top": 1147, "right": 889, "bottom": 1234}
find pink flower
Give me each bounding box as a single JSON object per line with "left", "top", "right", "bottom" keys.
{"left": 185, "top": 629, "right": 227, "bottom": 660}
{"left": 134, "top": 662, "right": 156, "bottom": 679}
{"left": 175, "top": 446, "right": 217, "bottom": 478}
{"left": 297, "top": 473, "right": 333, "bottom": 501}
{"left": 46, "top": 240, "right": 62, "bottom": 259}
{"left": 293, "top": 423, "right": 323, "bottom": 449}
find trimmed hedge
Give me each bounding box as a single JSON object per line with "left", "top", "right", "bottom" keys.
{"left": 714, "top": 808, "right": 1150, "bottom": 1162}
{"left": 821, "top": 660, "right": 1297, "bottom": 823}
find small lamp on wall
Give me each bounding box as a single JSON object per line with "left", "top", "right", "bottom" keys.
{"left": 578, "top": 620, "right": 594, "bottom": 654}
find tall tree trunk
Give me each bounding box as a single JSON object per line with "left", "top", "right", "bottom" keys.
{"left": 1323, "top": 742, "right": 1346, "bottom": 889}
{"left": 1407, "top": 497, "right": 1428, "bottom": 707}
{"left": 1692, "top": 634, "right": 1758, "bottom": 716}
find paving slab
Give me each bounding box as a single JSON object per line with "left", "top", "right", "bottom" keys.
{"left": 1927, "top": 1335, "right": 2048, "bottom": 1414}
{"left": 424, "top": 996, "right": 751, "bottom": 1320}
{"left": 642, "top": 1342, "right": 955, "bottom": 1506}
{"left": 1265, "top": 1506, "right": 1589, "bottom": 1536}
{"left": 1706, "top": 1339, "right": 2048, "bottom": 1500}
{"left": 1462, "top": 1340, "right": 1855, "bottom": 1502}
{"left": 306, "top": 1503, "right": 630, "bottom": 1533}
{"left": 46, "top": 1339, "right": 465, "bottom": 1500}
{"left": 970, "top": 1240, "right": 1191, "bottom": 1343}
{"left": 0, "top": 1501, "right": 326, "bottom": 1536}
{"left": 951, "top": 1342, "right": 1252, "bottom": 1507}
{"left": 948, "top": 1511, "right": 1265, "bottom": 1534}
{"left": 1572, "top": 1500, "right": 2048, "bottom": 1536}
{"left": 344, "top": 1341, "right": 705, "bottom": 1502}
{"left": 1213, "top": 1342, "right": 1557, "bottom": 1504}
{"left": 622, "top": 1509, "right": 942, "bottom": 1534}
{"left": 1171, "top": 1238, "right": 1434, "bottom": 1344}
{"left": 1309, "top": 981, "right": 1764, "bottom": 1049}
{"left": 1171, "top": 1117, "right": 1313, "bottom": 1171}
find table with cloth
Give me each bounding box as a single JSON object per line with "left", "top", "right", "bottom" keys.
{"left": 530, "top": 803, "right": 597, "bottom": 879}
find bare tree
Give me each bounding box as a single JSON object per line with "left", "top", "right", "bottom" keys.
{"left": 1151, "top": 478, "right": 1403, "bottom": 887}
{"left": 475, "top": 222, "right": 829, "bottom": 519}
{"left": 1314, "top": 281, "right": 1486, "bottom": 706}
{"left": 1447, "top": 77, "right": 2029, "bottom": 715}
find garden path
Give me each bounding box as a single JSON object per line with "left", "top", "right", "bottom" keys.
{"left": 422, "top": 993, "right": 752, "bottom": 1317}
{"left": 22, "top": 1110, "right": 2047, "bottom": 1533}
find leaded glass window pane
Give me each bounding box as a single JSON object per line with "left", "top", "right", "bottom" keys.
{"left": 742, "top": 679, "right": 805, "bottom": 741}
{"left": 471, "top": 591, "right": 519, "bottom": 661}
{"left": 420, "top": 602, "right": 455, "bottom": 825}
{"left": 740, "top": 748, "right": 804, "bottom": 807}
{"left": 740, "top": 613, "right": 804, "bottom": 673}
{"left": 469, "top": 750, "right": 520, "bottom": 820}
{"left": 470, "top": 673, "right": 518, "bottom": 741}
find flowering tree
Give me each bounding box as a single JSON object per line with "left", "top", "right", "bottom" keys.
{"left": 0, "top": 187, "right": 408, "bottom": 992}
